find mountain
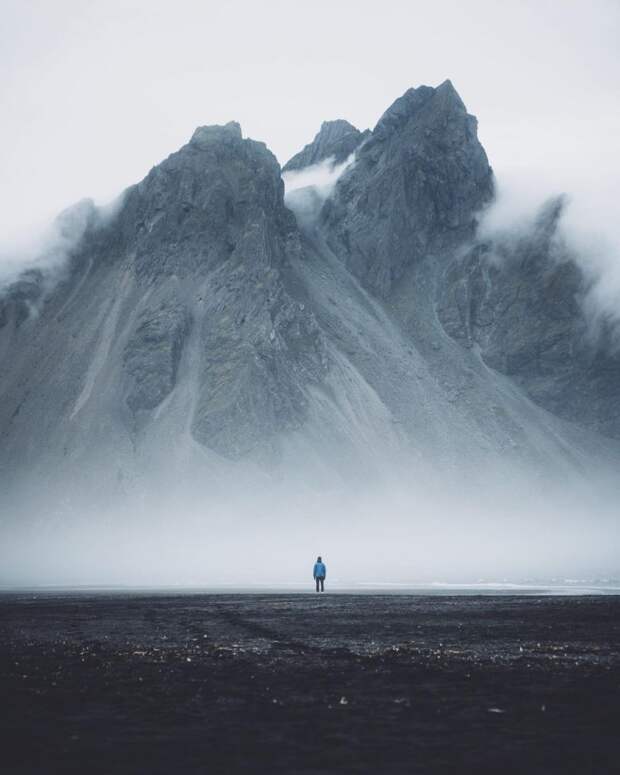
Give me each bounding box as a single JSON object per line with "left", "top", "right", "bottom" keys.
{"left": 437, "top": 196, "right": 620, "bottom": 439}
{"left": 321, "top": 80, "right": 493, "bottom": 297}
{"left": 0, "top": 121, "right": 330, "bottom": 475}
{"left": 282, "top": 120, "right": 369, "bottom": 173}
{"left": 1, "top": 80, "right": 619, "bottom": 538}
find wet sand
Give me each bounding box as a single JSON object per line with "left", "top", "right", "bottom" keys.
{"left": 1, "top": 592, "right": 619, "bottom": 773}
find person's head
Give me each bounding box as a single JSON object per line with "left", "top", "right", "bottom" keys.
{"left": 317, "top": 556, "right": 322, "bottom": 562}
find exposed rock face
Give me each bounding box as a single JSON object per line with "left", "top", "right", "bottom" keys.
{"left": 119, "top": 122, "right": 294, "bottom": 279}
{"left": 437, "top": 197, "right": 620, "bottom": 438}
{"left": 189, "top": 248, "right": 328, "bottom": 459}
{"left": 321, "top": 80, "right": 493, "bottom": 297}
{"left": 0, "top": 120, "right": 329, "bottom": 468}
{"left": 282, "top": 120, "right": 368, "bottom": 173}
{"left": 0, "top": 79, "right": 619, "bottom": 495}
{"left": 124, "top": 302, "right": 191, "bottom": 414}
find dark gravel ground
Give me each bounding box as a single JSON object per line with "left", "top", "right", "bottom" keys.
{"left": 1, "top": 592, "right": 619, "bottom": 774}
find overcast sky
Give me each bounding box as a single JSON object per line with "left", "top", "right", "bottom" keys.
{"left": 1, "top": 0, "right": 619, "bottom": 243}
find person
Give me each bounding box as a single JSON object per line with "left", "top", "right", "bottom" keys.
{"left": 313, "top": 555, "right": 326, "bottom": 592}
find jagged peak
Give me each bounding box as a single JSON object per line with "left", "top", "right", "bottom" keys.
{"left": 190, "top": 121, "right": 243, "bottom": 148}
{"left": 283, "top": 119, "right": 365, "bottom": 173}
{"left": 316, "top": 119, "right": 360, "bottom": 141}
{"left": 373, "top": 80, "right": 467, "bottom": 137}
{"left": 183, "top": 121, "right": 279, "bottom": 171}
{"left": 434, "top": 79, "right": 466, "bottom": 109}
{"left": 435, "top": 78, "right": 458, "bottom": 96}
{"left": 373, "top": 85, "right": 434, "bottom": 133}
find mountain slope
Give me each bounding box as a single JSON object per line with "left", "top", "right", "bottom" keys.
{"left": 437, "top": 197, "right": 620, "bottom": 439}
{"left": 2, "top": 81, "right": 620, "bottom": 585}
{"left": 0, "top": 122, "right": 330, "bottom": 474}
{"left": 0, "top": 82, "right": 619, "bottom": 500}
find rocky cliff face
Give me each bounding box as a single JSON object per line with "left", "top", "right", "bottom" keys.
{"left": 320, "top": 80, "right": 493, "bottom": 297}
{"left": 0, "top": 121, "right": 329, "bottom": 473}
{"left": 0, "top": 80, "right": 619, "bottom": 498}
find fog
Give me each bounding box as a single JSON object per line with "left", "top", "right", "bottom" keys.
{"left": 2, "top": 135, "right": 620, "bottom": 590}
{"left": 479, "top": 171, "right": 620, "bottom": 330}
{"left": 1, "top": 387, "right": 619, "bottom": 589}
{"left": 2, "top": 461, "right": 619, "bottom": 588}
{"left": 1, "top": 1, "right": 619, "bottom": 589}
{"left": 0, "top": 195, "right": 123, "bottom": 297}
{"left": 283, "top": 155, "right": 356, "bottom": 199}
{"left": 282, "top": 154, "right": 356, "bottom": 227}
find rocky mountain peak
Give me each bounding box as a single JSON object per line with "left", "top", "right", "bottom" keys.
{"left": 190, "top": 120, "right": 243, "bottom": 147}
{"left": 373, "top": 84, "right": 435, "bottom": 136}
{"left": 373, "top": 79, "right": 469, "bottom": 141}
{"left": 1, "top": 79, "right": 619, "bottom": 507}
{"left": 282, "top": 119, "right": 368, "bottom": 172}
{"left": 316, "top": 119, "right": 359, "bottom": 144}
{"left": 117, "top": 121, "right": 291, "bottom": 279}
{"left": 321, "top": 80, "right": 493, "bottom": 297}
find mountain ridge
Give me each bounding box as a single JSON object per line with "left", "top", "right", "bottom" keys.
{"left": 0, "top": 80, "right": 618, "bottom": 495}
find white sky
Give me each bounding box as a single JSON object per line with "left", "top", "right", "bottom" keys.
{"left": 1, "top": 0, "right": 619, "bottom": 243}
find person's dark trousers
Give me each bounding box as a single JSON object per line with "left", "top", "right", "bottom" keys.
{"left": 315, "top": 576, "right": 325, "bottom": 592}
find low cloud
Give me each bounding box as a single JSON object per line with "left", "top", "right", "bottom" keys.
{"left": 283, "top": 153, "right": 355, "bottom": 196}
{"left": 282, "top": 153, "right": 355, "bottom": 225}
{"left": 478, "top": 172, "right": 620, "bottom": 332}
{"left": 0, "top": 194, "right": 124, "bottom": 305}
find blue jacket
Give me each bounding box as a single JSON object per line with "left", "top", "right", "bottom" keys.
{"left": 313, "top": 561, "right": 326, "bottom": 578}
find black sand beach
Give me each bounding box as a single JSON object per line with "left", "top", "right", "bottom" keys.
{"left": 1, "top": 592, "right": 619, "bottom": 774}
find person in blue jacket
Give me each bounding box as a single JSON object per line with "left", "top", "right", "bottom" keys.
{"left": 313, "top": 556, "right": 326, "bottom": 592}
